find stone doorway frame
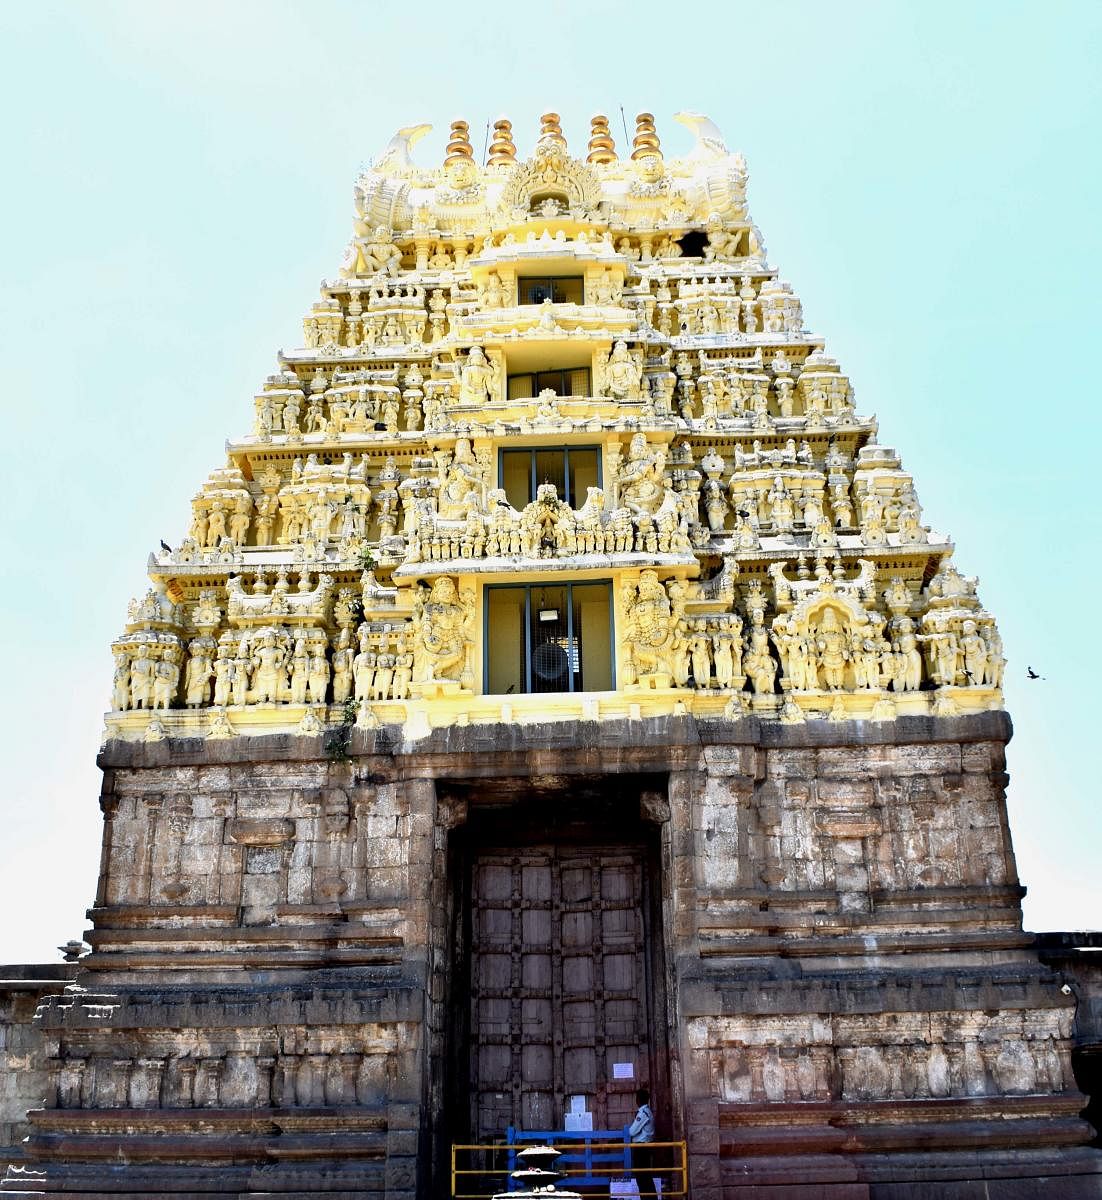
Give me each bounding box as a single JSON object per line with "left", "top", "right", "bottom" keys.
{"left": 427, "top": 770, "right": 680, "bottom": 1196}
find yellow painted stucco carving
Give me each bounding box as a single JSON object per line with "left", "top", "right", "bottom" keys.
{"left": 107, "top": 112, "right": 1004, "bottom": 740}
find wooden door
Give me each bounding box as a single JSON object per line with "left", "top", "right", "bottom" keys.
{"left": 469, "top": 845, "right": 651, "bottom": 1141}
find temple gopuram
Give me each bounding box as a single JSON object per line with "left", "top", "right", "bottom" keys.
{"left": 3, "top": 111, "right": 1101, "bottom": 1198}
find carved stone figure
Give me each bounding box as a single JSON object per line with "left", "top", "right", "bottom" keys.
{"left": 621, "top": 571, "right": 684, "bottom": 689}
{"left": 412, "top": 577, "right": 473, "bottom": 686}
{"left": 458, "top": 346, "right": 499, "bottom": 407}
{"left": 618, "top": 433, "right": 669, "bottom": 519}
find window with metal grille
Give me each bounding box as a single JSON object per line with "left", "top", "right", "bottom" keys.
{"left": 499, "top": 446, "right": 600, "bottom": 510}
{"left": 517, "top": 276, "right": 584, "bottom": 305}
{"left": 485, "top": 582, "right": 614, "bottom": 695}
{"left": 506, "top": 367, "right": 591, "bottom": 402}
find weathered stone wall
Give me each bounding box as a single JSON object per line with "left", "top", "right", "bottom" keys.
{"left": 2, "top": 713, "right": 1100, "bottom": 1198}
{"left": 0, "top": 967, "right": 76, "bottom": 1173}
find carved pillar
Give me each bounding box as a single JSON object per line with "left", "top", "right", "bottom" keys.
{"left": 256, "top": 1056, "right": 275, "bottom": 1108}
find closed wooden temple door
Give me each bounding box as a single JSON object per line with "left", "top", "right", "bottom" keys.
{"left": 470, "top": 845, "right": 651, "bottom": 1141}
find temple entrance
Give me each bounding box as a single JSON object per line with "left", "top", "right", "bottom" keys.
{"left": 445, "top": 781, "right": 670, "bottom": 1149}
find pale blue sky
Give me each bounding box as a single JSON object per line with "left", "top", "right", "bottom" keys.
{"left": 0, "top": 1, "right": 1098, "bottom": 961}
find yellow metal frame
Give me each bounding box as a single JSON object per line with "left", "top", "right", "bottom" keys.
{"left": 450, "top": 1138, "right": 688, "bottom": 1198}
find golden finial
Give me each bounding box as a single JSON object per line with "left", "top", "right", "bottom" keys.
{"left": 444, "top": 119, "right": 474, "bottom": 167}
{"left": 538, "top": 111, "right": 567, "bottom": 150}
{"left": 487, "top": 118, "right": 517, "bottom": 167}
{"left": 631, "top": 111, "right": 662, "bottom": 160}
{"left": 587, "top": 113, "right": 617, "bottom": 164}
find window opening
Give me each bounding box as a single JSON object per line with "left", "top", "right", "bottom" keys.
{"left": 506, "top": 367, "right": 591, "bottom": 402}
{"left": 676, "top": 230, "right": 709, "bottom": 258}
{"left": 485, "top": 581, "right": 614, "bottom": 695}
{"left": 517, "top": 276, "right": 585, "bottom": 306}
{"left": 499, "top": 446, "right": 600, "bottom": 509}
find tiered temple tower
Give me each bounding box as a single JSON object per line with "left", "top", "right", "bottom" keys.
{"left": 4, "top": 112, "right": 1099, "bottom": 1198}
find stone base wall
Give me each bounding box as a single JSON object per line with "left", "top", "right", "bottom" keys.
{"left": 0, "top": 969, "right": 76, "bottom": 1174}
{"left": 1, "top": 714, "right": 1100, "bottom": 1197}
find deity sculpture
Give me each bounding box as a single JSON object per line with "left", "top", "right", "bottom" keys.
{"left": 129, "top": 644, "right": 156, "bottom": 710}
{"left": 357, "top": 226, "right": 403, "bottom": 276}
{"left": 184, "top": 641, "right": 213, "bottom": 708}
{"left": 251, "top": 630, "right": 288, "bottom": 704}
{"left": 458, "top": 346, "right": 499, "bottom": 407}
{"left": 436, "top": 438, "right": 485, "bottom": 521}
{"left": 600, "top": 340, "right": 643, "bottom": 400}
{"left": 621, "top": 570, "right": 684, "bottom": 688}
{"left": 617, "top": 433, "right": 669, "bottom": 519}
{"left": 413, "top": 577, "right": 474, "bottom": 687}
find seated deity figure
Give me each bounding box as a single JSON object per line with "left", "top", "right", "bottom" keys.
{"left": 618, "top": 433, "right": 669, "bottom": 519}
{"left": 458, "top": 346, "right": 499, "bottom": 407}
{"left": 413, "top": 577, "right": 473, "bottom": 685}
{"left": 358, "top": 226, "right": 402, "bottom": 275}
{"left": 436, "top": 437, "right": 484, "bottom": 520}
{"left": 602, "top": 339, "right": 643, "bottom": 400}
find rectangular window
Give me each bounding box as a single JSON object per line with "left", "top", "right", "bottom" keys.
{"left": 506, "top": 367, "right": 591, "bottom": 402}
{"left": 517, "top": 276, "right": 584, "bottom": 305}
{"left": 499, "top": 446, "right": 601, "bottom": 509}
{"left": 485, "top": 582, "right": 614, "bottom": 695}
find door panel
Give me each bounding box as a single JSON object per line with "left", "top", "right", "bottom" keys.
{"left": 469, "top": 846, "right": 650, "bottom": 1141}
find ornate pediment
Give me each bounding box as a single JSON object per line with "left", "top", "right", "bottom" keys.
{"left": 498, "top": 142, "right": 603, "bottom": 217}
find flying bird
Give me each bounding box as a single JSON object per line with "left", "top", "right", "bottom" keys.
{"left": 1027, "top": 667, "right": 1043, "bottom": 680}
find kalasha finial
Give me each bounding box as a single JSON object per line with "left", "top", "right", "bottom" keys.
{"left": 587, "top": 113, "right": 617, "bottom": 164}
{"left": 538, "top": 112, "right": 567, "bottom": 150}
{"left": 631, "top": 111, "right": 662, "bottom": 160}
{"left": 444, "top": 119, "right": 474, "bottom": 167}
{"left": 487, "top": 118, "right": 517, "bottom": 167}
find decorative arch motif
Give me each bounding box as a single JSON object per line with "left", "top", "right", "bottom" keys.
{"left": 498, "top": 143, "right": 604, "bottom": 215}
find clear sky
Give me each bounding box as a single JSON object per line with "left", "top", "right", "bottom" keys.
{"left": 0, "top": 0, "right": 1098, "bottom": 962}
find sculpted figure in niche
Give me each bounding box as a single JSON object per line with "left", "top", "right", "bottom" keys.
{"left": 205, "top": 500, "right": 227, "bottom": 548}
{"left": 919, "top": 620, "right": 961, "bottom": 687}
{"left": 288, "top": 639, "right": 309, "bottom": 705}
{"left": 185, "top": 640, "right": 213, "bottom": 708}
{"left": 437, "top": 438, "right": 484, "bottom": 520}
{"left": 744, "top": 612, "right": 777, "bottom": 695}
{"left": 601, "top": 340, "right": 643, "bottom": 400}
{"left": 621, "top": 570, "right": 683, "bottom": 688}
{"left": 618, "top": 433, "right": 669, "bottom": 519}
{"left": 353, "top": 628, "right": 375, "bottom": 702}
{"left": 307, "top": 638, "right": 329, "bottom": 704}
{"left": 813, "top": 608, "right": 849, "bottom": 690}
{"left": 213, "top": 646, "right": 234, "bottom": 707}
{"left": 960, "top": 619, "right": 988, "bottom": 686}
{"left": 152, "top": 647, "right": 180, "bottom": 710}
{"left": 891, "top": 621, "right": 923, "bottom": 692}
{"left": 111, "top": 650, "right": 131, "bottom": 711}
{"left": 459, "top": 346, "right": 499, "bottom": 407}
{"left": 481, "top": 271, "right": 506, "bottom": 309}
{"left": 252, "top": 630, "right": 288, "bottom": 704}
{"left": 983, "top": 626, "right": 1005, "bottom": 687}
{"left": 413, "top": 576, "right": 474, "bottom": 685}
{"left": 129, "top": 644, "right": 156, "bottom": 710}
{"left": 359, "top": 226, "right": 402, "bottom": 276}
{"left": 232, "top": 640, "right": 251, "bottom": 705}
{"left": 229, "top": 496, "right": 252, "bottom": 546}
{"left": 332, "top": 628, "right": 353, "bottom": 704}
